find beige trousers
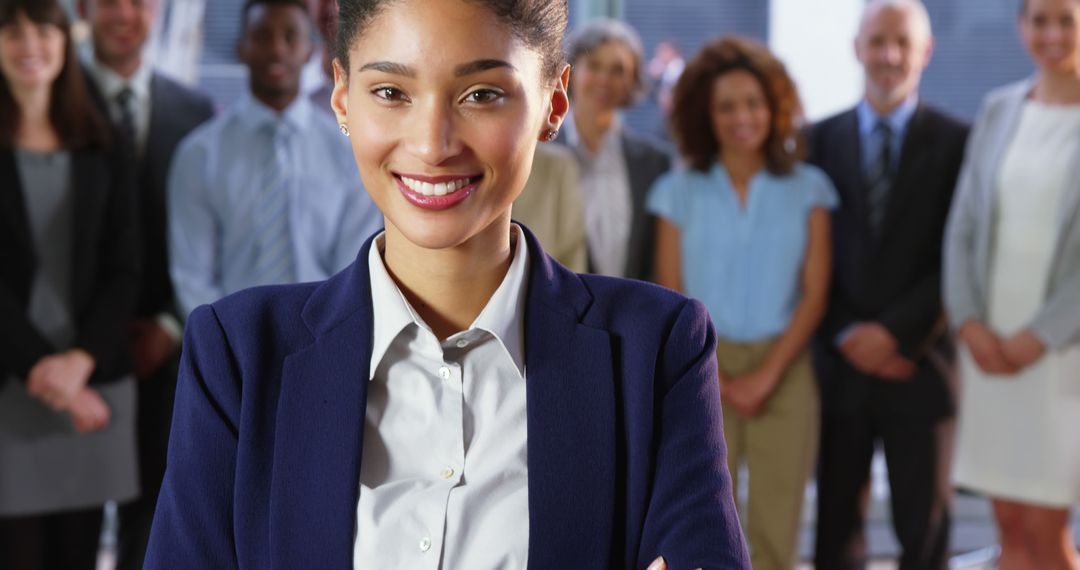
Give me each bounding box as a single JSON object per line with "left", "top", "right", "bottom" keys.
{"left": 718, "top": 338, "right": 819, "bottom": 570}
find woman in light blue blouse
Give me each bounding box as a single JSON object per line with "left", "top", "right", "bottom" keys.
{"left": 648, "top": 36, "right": 836, "bottom": 570}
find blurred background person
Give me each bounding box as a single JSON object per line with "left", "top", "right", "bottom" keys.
{"left": 944, "top": 0, "right": 1080, "bottom": 567}
{"left": 806, "top": 1, "right": 969, "bottom": 568}
{"left": 649, "top": 36, "right": 834, "bottom": 570}
{"left": 305, "top": 0, "right": 336, "bottom": 111}
{"left": 560, "top": 18, "right": 670, "bottom": 281}
{"left": 514, "top": 142, "right": 588, "bottom": 272}
{"left": 168, "top": 0, "right": 382, "bottom": 319}
{"left": 76, "top": 0, "right": 215, "bottom": 567}
{"left": 0, "top": 0, "right": 140, "bottom": 567}
{"left": 647, "top": 39, "right": 685, "bottom": 125}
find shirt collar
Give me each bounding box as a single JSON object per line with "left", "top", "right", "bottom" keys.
{"left": 237, "top": 94, "right": 313, "bottom": 134}
{"left": 564, "top": 111, "right": 623, "bottom": 151}
{"left": 89, "top": 58, "right": 153, "bottom": 102}
{"left": 857, "top": 94, "right": 918, "bottom": 138}
{"left": 367, "top": 224, "right": 530, "bottom": 379}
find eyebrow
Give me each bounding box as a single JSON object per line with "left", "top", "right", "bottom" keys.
{"left": 357, "top": 59, "right": 517, "bottom": 78}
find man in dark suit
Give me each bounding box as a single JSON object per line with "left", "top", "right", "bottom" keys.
{"left": 805, "top": 1, "right": 968, "bottom": 568}
{"left": 78, "top": 0, "right": 215, "bottom": 567}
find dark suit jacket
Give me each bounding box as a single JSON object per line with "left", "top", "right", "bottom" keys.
{"left": 556, "top": 129, "right": 672, "bottom": 281}
{"left": 144, "top": 227, "right": 750, "bottom": 570}
{"left": 806, "top": 104, "right": 968, "bottom": 418}
{"left": 621, "top": 131, "right": 672, "bottom": 281}
{"left": 0, "top": 144, "right": 139, "bottom": 386}
{"left": 86, "top": 71, "right": 215, "bottom": 318}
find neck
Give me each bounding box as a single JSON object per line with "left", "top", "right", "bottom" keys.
{"left": 1034, "top": 68, "right": 1080, "bottom": 104}
{"left": 720, "top": 149, "right": 765, "bottom": 183}
{"left": 572, "top": 105, "right": 616, "bottom": 152}
{"left": 381, "top": 216, "right": 515, "bottom": 340}
{"left": 12, "top": 86, "right": 59, "bottom": 151}
{"left": 99, "top": 53, "right": 143, "bottom": 79}
{"left": 254, "top": 89, "right": 299, "bottom": 113}
{"left": 865, "top": 91, "right": 911, "bottom": 116}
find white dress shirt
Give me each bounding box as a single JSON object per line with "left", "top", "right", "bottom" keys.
{"left": 354, "top": 225, "right": 530, "bottom": 569}
{"left": 564, "top": 113, "right": 634, "bottom": 277}
{"left": 88, "top": 60, "right": 154, "bottom": 154}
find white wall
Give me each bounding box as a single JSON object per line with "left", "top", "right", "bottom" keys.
{"left": 769, "top": 0, "right": 865, "bottom": 122}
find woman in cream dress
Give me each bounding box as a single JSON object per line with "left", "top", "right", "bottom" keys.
{"left": 944, "top": 0, "right": 1080, "bottom": 568}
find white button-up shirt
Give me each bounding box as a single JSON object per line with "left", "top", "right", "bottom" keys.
{"left": 354, "top": 225, "right": 530, "bottom": 569}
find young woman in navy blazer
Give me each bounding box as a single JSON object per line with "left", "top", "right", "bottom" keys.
{"left": 145, "top": 0, "right": 749, "bottom": 568}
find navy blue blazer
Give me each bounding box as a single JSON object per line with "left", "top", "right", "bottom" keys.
{"left": 145, "top": 227, "right": 749, "bottom": 570}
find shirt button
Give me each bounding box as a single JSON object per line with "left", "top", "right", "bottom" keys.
{"left": 455, "top": 338, "right": 470, "bottom": 348}
{"left": 440, "top": 467, "right": 455, "bottom": 479}
{"left": 419, "top": 537, "right": 432, "bottom": 552}
{"left": 438, "top": 366, "right": 451, "bottom": 380}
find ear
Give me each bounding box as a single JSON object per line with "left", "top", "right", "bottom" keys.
{"left": 330, "top": 58, "right": 349, "bottom": 126}
{"left": 540, "top": 64, "right": 571, "bottom": 140}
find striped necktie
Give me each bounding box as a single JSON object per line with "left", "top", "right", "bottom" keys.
{"left": 251, "top": 120, "right": 297, "bottom": 286}
{"left": 865, "top": 120, "right": 894, "bottom": 234}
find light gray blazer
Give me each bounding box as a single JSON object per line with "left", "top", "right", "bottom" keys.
{"left": 943, "top": 79, "right": 1080, "bottom": 350}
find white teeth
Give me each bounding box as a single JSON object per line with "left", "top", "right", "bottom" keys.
{"left": 400, "top": 175, "right": 473, "bottom": 197}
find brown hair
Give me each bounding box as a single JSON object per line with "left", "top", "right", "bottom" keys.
{"left": 669, "top": 36, "right": 804, "bottom": 174}
{"left": 0, "top": 0, "right": 111, "bottom": 149}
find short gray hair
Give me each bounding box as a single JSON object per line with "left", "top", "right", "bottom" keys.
{"left": 860, "top": 0, "right": 933, "bottom": 41}
{"left": 565, "top": 18, "right": 649, "bottom": 106}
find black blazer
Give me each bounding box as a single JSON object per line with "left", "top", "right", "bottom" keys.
{"left": 86, "top": 71, "right": 215, "bottom": 319}
{"left": 621, "top": 131, "right": 671, "bottom": 282}
{"left": 806, "top": 104, "right": 968, "bottom": 417}
{"left": 0, "top": 143, "right": 140, "bottom": 386}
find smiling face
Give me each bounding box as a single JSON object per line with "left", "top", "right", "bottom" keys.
{"left": 570, "top": 39, "right": 637, "bottom": 114}
{"left": 238, "top": 3, "right": 314, "bottom": 109}
{"left": 855, "top": 3, "right": 933, "bottom": 110}
{"left": 331, "top": 0, "right": 568, "bottom": 251}
{"left": 0, "top": 11, "right": 65, "bottom": 93}
{"left": 82, "top": 0, "right": 156, "bottom": 71}
{"left": 1020, "top": 0, "right": 1080, "bottom": 75}
{"left": 710, "top": 69, "right": 771, "bottom": 159}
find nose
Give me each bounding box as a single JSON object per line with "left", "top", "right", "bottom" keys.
{"left": 405, "top": 99, "right": 462, "bottom": 166}
{"left": 882, "top": 42, "right": 903, "bottom": 65}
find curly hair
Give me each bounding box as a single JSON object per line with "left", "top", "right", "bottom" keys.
{"left": 669, "top": 36, "right": 804, "bottom": 174}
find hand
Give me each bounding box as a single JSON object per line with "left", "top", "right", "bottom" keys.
{"left": 26, "top": 349, "right": 96, "bottom": 410}
{"left": 68, "top": 387, "right": 111, "bottom": 433}
{"left": 644, "top": 556, "right": 702, "bottom": 570}
{"left": 130, "top": 319, "right": 179, "bottom": 379}
{"left": 958, "top": 320, "right": 1017, "bottom": 375}
{"left": 874, "top": 354, "right": 917, "bottom": 381}
{"left": 839, "top": 322, "right": 898, "bottom": 374}
{"left": 1000, "top": 329, "right": 1046, "bottom": 371}
{"left": 721, "top": 366, "right": 780, "bottom": 418}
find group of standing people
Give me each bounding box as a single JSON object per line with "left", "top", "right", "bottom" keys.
{"left": 552, "top": 0, "right": 1080, "bottom": 568}
{"left": 1, "top": 0, "right": 1079, "bottom": 567}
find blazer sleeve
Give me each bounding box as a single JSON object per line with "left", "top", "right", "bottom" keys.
{"left": 0, "top": 282, "right": 54, "bottom": 383}
{"left": 74, "top": 142, "right": 141, "bottom": 384}
{"left": 943, "top": 99, "right": 993, "bottom": 332}
{"left": 1029, "top": 252, "right": 1080, "bottom": 349}
{"left": 145, "top": 304, "right": 242, "bottom": 569}
{"left": 637, "top": 299, "right": 750, "bottom": 569}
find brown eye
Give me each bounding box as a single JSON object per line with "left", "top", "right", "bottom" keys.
{"left": 463, "top": 89, "right": 503, "bottom": 105}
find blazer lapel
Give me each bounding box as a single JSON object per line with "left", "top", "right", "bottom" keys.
{"left": 521, "top": 228, "right": 617, "bottom": 569}
{"left": 0, "top": 150, "right": 32, "bottom": 261}
{"left": 838, "top": 110, "right": 869, "bottom": 234}
{"left": 876, "top": 106, "right": 931, "bottom": 243}
{"left": 269, "top": 245, "right": 374, "bottom": 569}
